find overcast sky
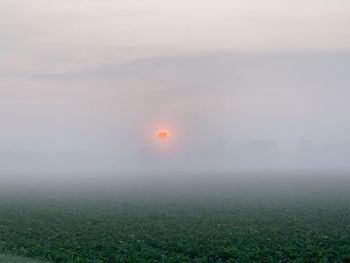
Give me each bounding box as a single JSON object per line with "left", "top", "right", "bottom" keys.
{"left": 1, "top": 0, "right": 350, "bottom": 175}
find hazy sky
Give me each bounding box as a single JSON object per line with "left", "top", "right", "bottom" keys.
{"left": 1, "top": 0, "right": 350, "bottom": 175}
{"left": 2, "top": 0, "right": 350, "bottom": 70}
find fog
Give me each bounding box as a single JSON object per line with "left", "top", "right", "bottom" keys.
{"left": 2, "top": 52, "right": 350, "bottom": 178}
{"left": 1, "top": 1, "right": 350, "bottom": 182}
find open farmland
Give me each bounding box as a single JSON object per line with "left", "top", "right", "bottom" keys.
{"left": 0, "top": 254, "right": 47, "bottom": 263}
{"left": 0, "top": 174, "right": 350, "bottom": 262}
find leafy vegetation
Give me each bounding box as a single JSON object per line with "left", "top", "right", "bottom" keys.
{"left": 0, "top": 176, "right": 350, "bottom": 262}
{"left": 0, "top": 254, "right": 47, "bottom": 263}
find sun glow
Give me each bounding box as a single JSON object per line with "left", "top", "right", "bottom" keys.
{"left": 157, "top": 129, "right": 169, "bottom": 140}
{"left": 146, "top": 125, "right": 180, "bottom": 154}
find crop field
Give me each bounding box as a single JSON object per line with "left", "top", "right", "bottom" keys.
{"left": 0, "top": 174, "right": 350, "bottom": 262}
{"left": 0, "top": 254, "right": 46, "bottom": 263}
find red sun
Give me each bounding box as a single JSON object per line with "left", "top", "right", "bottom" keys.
{"left": 157, "top": 130, "right": 169, "bottom": 139}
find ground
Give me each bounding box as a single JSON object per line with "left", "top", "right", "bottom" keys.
{"left": 0, "top": 174, "right": 350, "bottom": 262}
{"left": 0, "top": 254, "right": 47, "bottom": 263}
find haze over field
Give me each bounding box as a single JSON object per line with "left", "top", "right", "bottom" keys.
{"left": 1, "top": 0, "right": 350, "bottom": 176}
{"left": 2, "top": 2, "right": 350, "bottom": 262}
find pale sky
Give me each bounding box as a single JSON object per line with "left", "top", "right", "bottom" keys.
{"left": 1, "top": 1, "right": 350, "bottom": 175}
{"left": 1, "top": 0, "right": 350, "bottom": 72}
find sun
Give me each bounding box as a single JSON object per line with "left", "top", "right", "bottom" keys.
{"left": 157, "top": 129, "right": 169, "bottom": 140}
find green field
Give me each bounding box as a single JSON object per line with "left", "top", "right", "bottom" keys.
{"left": 0, "top": 254, "right": 47, "bottom": 263}
{"left": 0, "top": 174, "right": 350, "bottom": 262}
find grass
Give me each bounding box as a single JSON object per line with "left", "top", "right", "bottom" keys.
{"left": 0, "top": 174, "right": 350, "bottom": 262}
{"left": 0, "top": 254, "right": 47, "bottom": 263}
